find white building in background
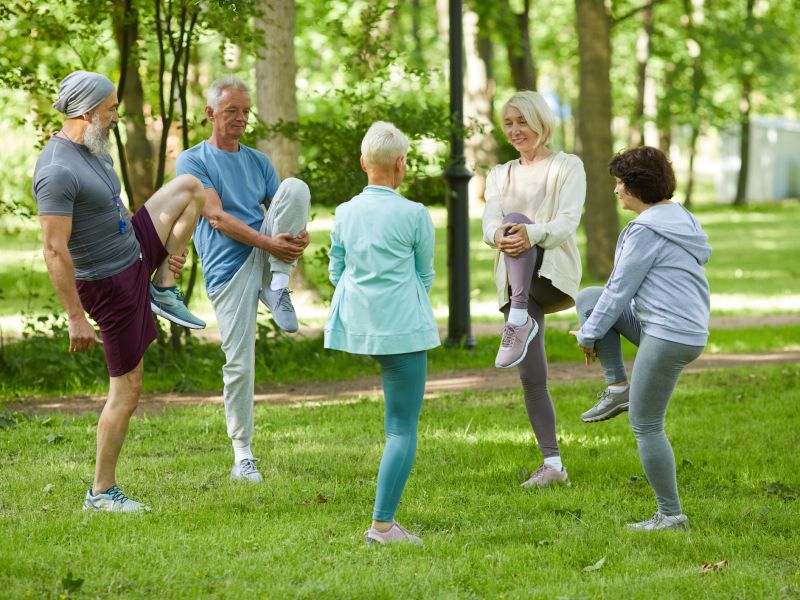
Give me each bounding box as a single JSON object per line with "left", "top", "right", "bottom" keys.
{"left": 716, "top": 117, "right": 800, "bottom": 203}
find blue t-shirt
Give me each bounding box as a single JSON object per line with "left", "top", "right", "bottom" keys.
{"left": 176, "top": 141, "right": 280, "bottom": 293}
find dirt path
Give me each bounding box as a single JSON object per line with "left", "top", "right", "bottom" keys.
{"left": 7, "top": 349, "right": 799, "bottom": 416}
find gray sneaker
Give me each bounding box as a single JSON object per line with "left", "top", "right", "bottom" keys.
{"left": 150, "top": 284, "right": 206, "bottom": 329}
{"left": 581, "top": 387, "right": 630, "bottom": 423}
{"left": 364, "top": 522, "right": 423, "bottom": 545}
{"left": 259, "top": 287, "right": 298, "bottom": 333}
{"left": 82, "top": 485, "right": 150, "bottom": 513}
{"left": 495, "top": 316, "right": 539, "bottom": 368}
{"left": 230, "top": 458, "right": 263, "bottom": 482}
{"left": 521, "top": 464, "right": 570, "bottom": 488}
{"left": 628, "top": 512, "right": 689, "bottom": 531}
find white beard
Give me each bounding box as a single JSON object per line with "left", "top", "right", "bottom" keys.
{"left": 84, "top": 115, "right": 111, "bottom": 156}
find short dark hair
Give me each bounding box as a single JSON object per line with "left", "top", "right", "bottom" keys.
{"left": 608, "top": 146, "right": 676, "bottom": 204}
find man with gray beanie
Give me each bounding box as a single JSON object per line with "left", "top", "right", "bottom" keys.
{"left": 33, "top": 70, "right": 206, "bottom": 512}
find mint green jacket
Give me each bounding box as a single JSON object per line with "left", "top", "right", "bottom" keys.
{"left": 323, "top": 185, "right": 440, "bottom": 356}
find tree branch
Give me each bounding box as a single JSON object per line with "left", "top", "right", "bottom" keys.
{"left": 612, "top": 0, "right": 670, "bottom": 27}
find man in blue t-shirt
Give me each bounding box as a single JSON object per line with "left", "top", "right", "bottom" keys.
{"left": 177, "top": 76, "right": 310, "bottom": 482}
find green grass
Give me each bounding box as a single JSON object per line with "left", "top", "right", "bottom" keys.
{"left": 2, "top": 324, "right": 799, "bottom": 401}
{"left": 1, "top": 364, "right": 798, "bottom": 598}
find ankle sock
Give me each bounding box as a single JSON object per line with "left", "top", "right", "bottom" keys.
{"left": 608, "top": 383, "right": 629, "bottom": 394}
{"left": 507, "top": 307, "right": 528, "bottom": 326}
{"left": 543, "top": 456, "right": 563, "bottom": 471}
{"left": 233, "top": 445, "right": 254, "bottom": 463}
{"left": 270, "top": 273, "right": 289, "bottom": 291}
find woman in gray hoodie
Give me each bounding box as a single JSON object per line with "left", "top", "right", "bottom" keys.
{"left": 571, "top": 146, "right": 711, "bottom": 531}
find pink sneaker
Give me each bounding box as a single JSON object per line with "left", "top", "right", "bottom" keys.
{"left": 495, "top": 316, "right": 539, "bottom": 368}
{"left": 364, "top": 522, "right": 423, "bottom": 545}
{"left": 521, "top": 464, "right": 570, "bottom": 488}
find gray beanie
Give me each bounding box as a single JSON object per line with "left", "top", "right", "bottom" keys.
{"left": 53, "top": 71, "right": 116, "bottom": 118}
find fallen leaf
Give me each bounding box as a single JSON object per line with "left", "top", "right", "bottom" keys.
{"left": 583, "top": 556, "right": 606, "bottom": 572}
{"left": 43, "top": 484, "right": 55, "bottom": 494}
{"left": 700, "top": 560, "right": 729, "bottom": 575}
{"left": 316, "top": 493, "right": 328, "bottom": 503}
{"left": 46, "top": 434, "right": 64, "bottom": 444}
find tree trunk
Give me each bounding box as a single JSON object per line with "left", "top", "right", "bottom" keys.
{"left": 576, "top": 0, "right": 617, "bottom": 280}
{"left": 114, "top": 0, "right": 155, "bottom": 210}
{"left": 464, "top": 9, "right": 498, "bottom": 203}
{"left": 256, "top": 0, "right": 300, "bottom": 178}
{"left": 685, "top": 125, "right": 699, "bottom": 208}
{"left": 681, "top": 0, "right": 705, "bottom": 208}
{"left": 506, "top": 0, "right": 537, "bottom": 90}
{"left": 628, "top": 2, "right": 654, "bottom": 148}
{"left": 734, "top": 0, "right": 755, "bottom": 207}
{"left": 734, "top": 76, "right": 752, "bottom": 206}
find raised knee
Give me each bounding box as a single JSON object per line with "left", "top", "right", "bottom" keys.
{"left": 175, "top": 174, "right": 205, "bottom": 208}
{"left": 576, "top": 286, "right": 604, "bottom": 319}
{"left": 281, "top": 177, "right": 310, "bottom": 204}
{"left": 502, "top": 212, "right": 531, "bottom": 225}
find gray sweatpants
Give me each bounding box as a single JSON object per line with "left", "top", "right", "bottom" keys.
{"left": 208, "top": 178, "right": 310, "bottom": 448}
{"left": 502, "top": 212, "right": 571, "bottom": 460}
{"left": 576, "top": 287, "right": 704, "bottom": 515}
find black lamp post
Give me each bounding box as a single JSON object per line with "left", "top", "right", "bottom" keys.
{"left": 443, "top": 0, "right": 475, "bottom": 349}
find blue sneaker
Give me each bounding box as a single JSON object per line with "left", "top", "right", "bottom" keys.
{"left": 150, "top": 284, "right": 206, "bottom": 329}
{"left": 258, "top": 287, "right": 298, "bottom": 333}
{"left": 82, "top": 485, "right": 150, "bottom": 513}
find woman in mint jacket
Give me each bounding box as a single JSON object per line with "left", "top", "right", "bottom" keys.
{"left": 324, "top": 121, "right": 440, "bottom": 545}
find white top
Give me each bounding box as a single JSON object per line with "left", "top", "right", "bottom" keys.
{"left": 482, "top": 151, "right": 587, "bottom": 311}
{"left": 504, "top": 156, "right": 554, "bottom": 218}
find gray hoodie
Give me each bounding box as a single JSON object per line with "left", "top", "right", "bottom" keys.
{"left": 577, "top": 202, "right": 711, "bottom": 348}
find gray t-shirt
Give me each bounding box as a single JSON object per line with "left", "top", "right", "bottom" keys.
{"left": 32, "top": 136, "right": 140, "bottom": 281}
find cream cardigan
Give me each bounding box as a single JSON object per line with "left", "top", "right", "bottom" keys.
{"left": 482, "top": 151, "right": 587, "bottom": 312}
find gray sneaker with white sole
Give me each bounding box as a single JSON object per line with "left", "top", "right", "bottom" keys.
{"left": 581, "top": 387, "right": 630, "bottom": 423}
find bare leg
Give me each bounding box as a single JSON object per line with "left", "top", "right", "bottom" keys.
{"left": 92, "top": 359, "right": 144, "bottom": 495}
{"left": 142, "top": 174, "right": 205, "bottom": 288}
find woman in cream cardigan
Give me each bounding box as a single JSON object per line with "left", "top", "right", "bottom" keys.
{"left": 325, "top": 121, "right": 439, "bottom": 544}
{"left": 482, "top": 90, "right": 586, "bottom": 488}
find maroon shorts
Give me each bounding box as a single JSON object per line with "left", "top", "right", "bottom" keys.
{"left": 76, "top": 208, "right": 167, "bottom": 377}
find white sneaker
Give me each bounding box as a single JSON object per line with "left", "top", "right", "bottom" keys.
{"left": 82, "top": 485, "right": 150, "bottom": 513}
{"left": 364, "top": 522, "right": 422, "bottom": 545}
{"left": 627, "top": 512, "right": 689, "bottom": 531}
{"left": 230, "top": 458, "right": 264, "bottom": 482}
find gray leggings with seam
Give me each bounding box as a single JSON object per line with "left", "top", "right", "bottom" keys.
{"left": 502, "top": 212, "right": 570, "bottom": 460}
{"left": 576, "top": 286, "right": 704, "bottom": 515}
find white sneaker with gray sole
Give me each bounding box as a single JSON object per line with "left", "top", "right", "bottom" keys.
{"left": 230, "top": 458, "right": 264, "bottom": 482}
{"left": 82, "top": 485, "right": 150, "bottom": 513}
{"left": 627, "top": 512, "right": 689, "bottom": 531}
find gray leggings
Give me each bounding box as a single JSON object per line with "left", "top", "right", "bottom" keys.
{"left": 502, "top": 213, "right": 570, "bottom": 460}
{"left": 576, "top": 287, "right": 704, "bottom": 515}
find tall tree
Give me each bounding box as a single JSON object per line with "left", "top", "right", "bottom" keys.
{"left": 255, "top": 0, "right": 300, "bottom": 178}
{"left": 627, "top": 2, "right": 654, "bottom": 148}
{"left": 575, "top": 0, "right": 616, "bottom": 279}
{"left": 733, "top": 0, "right": 755, "bottom": 206}
{"left": 681, "top": 0, "right": 705, "bottom": 208}
{"left": 114, "top": 0, "right": 154, "bottom": 210}
{"left": 505, "top": 0, "right": 537, "bottom": 90}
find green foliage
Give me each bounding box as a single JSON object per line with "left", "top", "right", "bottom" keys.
{"left": 0, "top": 365, "right": 798, "bottom": 597}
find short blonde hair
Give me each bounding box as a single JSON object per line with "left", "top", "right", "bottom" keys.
{"left": 502, "top": 91, "right": 555, "bottom": 148}
{"left": 361, "top": 121, "right": 409, "bottom": 168}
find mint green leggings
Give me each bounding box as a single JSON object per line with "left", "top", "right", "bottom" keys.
{"left": 371, "top": 351, "right": 427, "bottom": 522}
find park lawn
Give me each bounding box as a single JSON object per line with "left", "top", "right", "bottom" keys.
{"left": 0, "top": 364, "right": 798, "bottom": 598}
{"left": 1, "top": 324, "right": 799, "bottom": 401}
